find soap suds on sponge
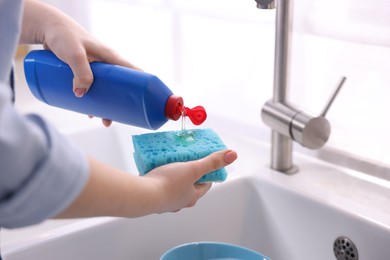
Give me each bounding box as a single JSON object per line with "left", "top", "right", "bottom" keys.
{"left": 132, "top": 129, "right": 228, "bottom": 183}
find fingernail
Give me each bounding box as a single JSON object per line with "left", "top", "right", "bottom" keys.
{"left": 75, "top": 88, "right": 86, "bottom": 97}
{"left": 224, "top": 150, "right": 237, "bottom": 164}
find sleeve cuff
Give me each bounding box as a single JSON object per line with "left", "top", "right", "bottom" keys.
{"left": 0, "top": 115, "right": 89, "bottom": 228}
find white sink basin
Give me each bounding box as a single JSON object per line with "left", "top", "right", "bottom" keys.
{"left": 3, "top": 121, "right": 390, "bottom": 260}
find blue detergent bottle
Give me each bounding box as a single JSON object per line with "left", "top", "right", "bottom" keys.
{"left": 23, "top": 50, "right": 206, "bottom": 130}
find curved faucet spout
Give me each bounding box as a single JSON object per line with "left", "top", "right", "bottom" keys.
{"left": 256, "top": 0, "right": 345, "bottom": 173}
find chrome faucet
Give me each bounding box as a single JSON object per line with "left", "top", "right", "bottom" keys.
{"left": 256, "top": 0, "right": 346, "bottom": 173}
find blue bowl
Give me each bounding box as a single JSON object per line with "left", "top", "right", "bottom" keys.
{"left": 160, "top": 242, "right": 270, "bottom": 260}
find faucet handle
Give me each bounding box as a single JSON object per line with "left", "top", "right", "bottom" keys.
{"left": 290, "top": 76, "right": 347, "bottom": 149}
{"left": 262, "top": 76, "right": 347, "bottom": 150}
{"left": 320, "top": 76, "right": 347, "bottom": 117}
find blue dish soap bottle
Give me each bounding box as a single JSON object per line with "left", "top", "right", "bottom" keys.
{"left": 23, "top": 50, "right": 206, "bottom": 130}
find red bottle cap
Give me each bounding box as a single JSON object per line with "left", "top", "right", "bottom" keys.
{"left": 184, "top": 106, "right": 207, "bottom": 125}
{"left": 165, "top": 95, "right": 207, "bottom": 125}
{"left": 165, "top": 95, "right": 184, "bottom": 121}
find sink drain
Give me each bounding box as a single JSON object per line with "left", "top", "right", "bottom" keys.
{"left": 333, "top": 236, "right": 358, "bottom": 260}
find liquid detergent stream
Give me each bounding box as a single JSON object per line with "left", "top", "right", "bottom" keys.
{"left": 181, "top": 110, "right": 186, "bottom": 132}
{"left": 175, "top": 105, "right": 207, "bottom": 144}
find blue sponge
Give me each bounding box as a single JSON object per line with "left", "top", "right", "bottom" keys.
{"left": 132, "top": 129, "right": 228, "bottom": 183}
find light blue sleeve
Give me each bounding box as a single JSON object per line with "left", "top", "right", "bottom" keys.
{"left": 0, "top": 85, "right": 89, "bottom": 228}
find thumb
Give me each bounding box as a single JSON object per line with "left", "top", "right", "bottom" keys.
{"left": 191, "top": 150, "right": 237, "bottom": 181}
{"left": 67, "top": 52, "right": 94, "bottom": 97}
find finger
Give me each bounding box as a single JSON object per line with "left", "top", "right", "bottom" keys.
{"left": 102, "top": 119, "right": 112, "bottom": 127}
{"left": 191, "top": 150, "right": 237, "bottom": 181}
{"left": 185, "top": 183, "right": 212, "bottom": 208}
{"left": 65, "top": 50, "right": 94, "bottom": 97}
{"left": 87, "top": 115, "right": 112, "bottom": 127}
{"left": 195, "top": 182, "right": 212, "bottom": 198}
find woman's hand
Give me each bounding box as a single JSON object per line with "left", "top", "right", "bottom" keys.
{"left": 56, "top": 150, "right": 238, "bottom": 218}
{"left": 20, "top": 0, "right": 140, "bottom": 127}
{"left": 143, "top": 150, "right": 238, "bottom": 213}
